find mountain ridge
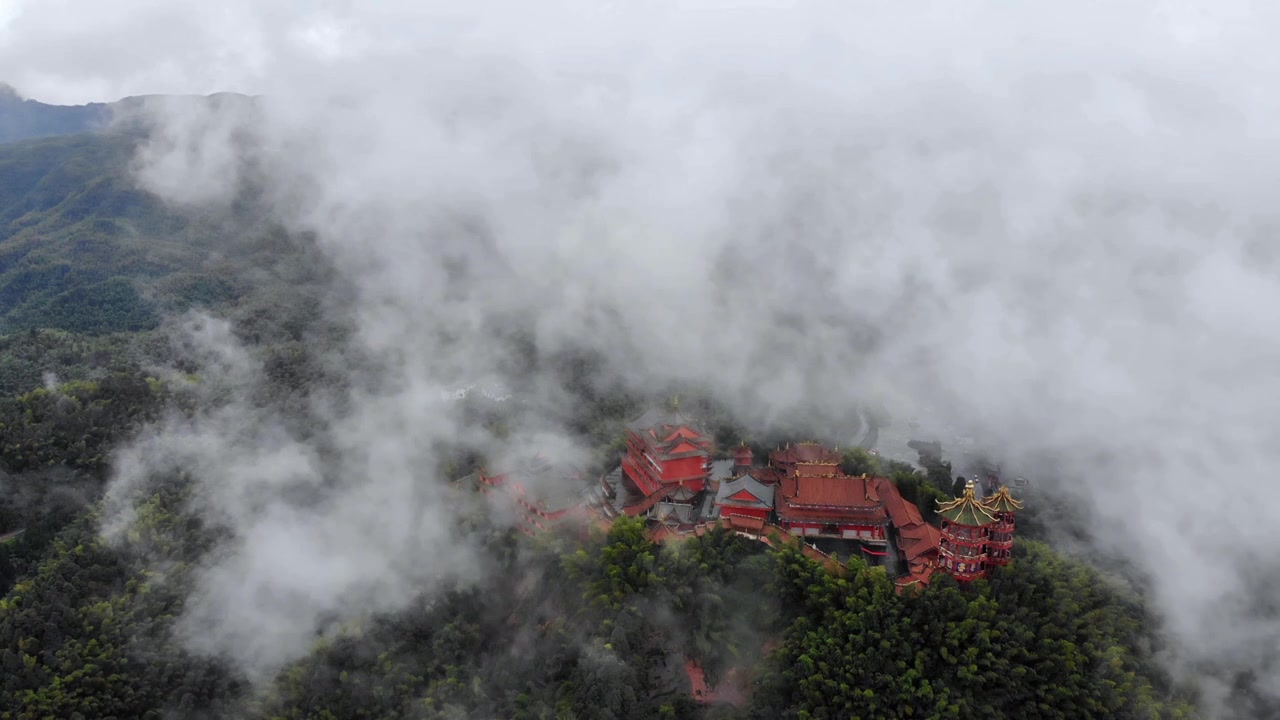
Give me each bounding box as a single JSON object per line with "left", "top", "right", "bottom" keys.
{"left": 0, "top": 84, "right": 113, "bottom": 144}
{"left": 0, "top": 84, "right": 257, "bottom": 145}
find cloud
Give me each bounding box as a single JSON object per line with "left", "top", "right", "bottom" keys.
{"left": 12, "top": 0, "right": 1280, "bottom": 713}
{"left": 0, "top": 1, "right": 17, "bottom": 31}
{"left": 101, "top": 313, "right": 504, "bottom": 676}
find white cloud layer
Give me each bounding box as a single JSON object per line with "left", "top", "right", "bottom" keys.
{"left": 7, "top": 1, "right": 1280, "bottom": 713}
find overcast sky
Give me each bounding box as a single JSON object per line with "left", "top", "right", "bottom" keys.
{"left": 0, "top": 0, "right": 353, "bottom": 103}
{"left": 0, "top": 2, "right": 1270, "bottom": 106}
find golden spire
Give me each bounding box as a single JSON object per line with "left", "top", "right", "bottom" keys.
{"left": 937, "top": 479, "right": 996, "bottom": 526}
{"left": 983, "top": 485, "right": 1024, "bottom": 513}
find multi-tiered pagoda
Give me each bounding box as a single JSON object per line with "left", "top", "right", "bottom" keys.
{"left": 937, "top": 480, "right": 996, "bottom": 582}
{"left": 936, "top": 480, "right": 1024, "bottom": 582}
{"left": 982, "top": 486, "right": 1023, "bottom": 566}
{"left": 620, "top": 399, "right": 713, "bottom": 502}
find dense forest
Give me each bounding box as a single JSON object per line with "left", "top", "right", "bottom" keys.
{"left": 0, "top": 102, "right": 1248, "bottom": 719}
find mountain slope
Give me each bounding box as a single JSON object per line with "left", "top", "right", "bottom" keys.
{"left": 0, "top": 130, "right": 224, "bottom": 334}
{"left": 0, "top": 120, "right": 331, "bottom": 340}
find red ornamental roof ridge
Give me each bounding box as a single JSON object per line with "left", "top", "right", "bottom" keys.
{"left": 896, "top": 564, "right": 939, "bottom": 589}
{"left": 650, "top": 524, "right": 684, "bottom": 544}
{"left": 734, "top": 466, "right": 774, "bottom": 478}
{"left": 666, "top": 429, "right": 710, "bottom": 441}
{"left": 899, "top": 524, "right": 942, "bottom": 562}
{"left": 725, "top": 514, "right": 767, "bottom": 531}
{"left": 771, "top": 442, "right": 842, "bottom": 465}
{"left": 778, "top": 473, "right": 881, "bottom": 510}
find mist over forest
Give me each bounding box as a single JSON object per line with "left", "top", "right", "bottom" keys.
{"left": 1, "top": 2, "right": 1279, "bottom": 719}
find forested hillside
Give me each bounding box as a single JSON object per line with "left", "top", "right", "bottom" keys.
{"left": 0, "top": 113, "right": 1221, "bottom": 719}
{"left": 0, "top": 504, "right": 1197, "bottom": 719}
{"left": 0, "top": 128, "right": 282, "bottom": 337}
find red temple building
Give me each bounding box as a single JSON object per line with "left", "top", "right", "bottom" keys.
{"left": 937, "top": 480, "right": 996, "bottom": 581}
{"left": 981, "top": 486, "right": 1023, "bottom": 566}
{"left": 878, "top": 477, "right": 943, "bottom": 589}
{"left": 772, "top": 442, "right": 889, "bottom": 543}
{"left": 652, "top": 485, "right": 704, "bottom": 532}
{"left": 770, "top": 441, "right": 840, "bottom": 479}
{"left": 621, "top": 401, "right": 713, "bottom": 502}
{"left": 712, "top": 471, "right": 775, "bottom": 524}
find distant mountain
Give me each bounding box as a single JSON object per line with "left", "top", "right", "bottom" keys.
{"left": 0, "top": 84, "right": 259, "bottom": 146}
{"left": 0, "top": 84, "right": 114, "bottom": 144}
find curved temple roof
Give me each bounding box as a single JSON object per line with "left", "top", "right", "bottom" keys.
{"left": 982, "top": 486, "right": 1024, "bottom": 514}
{"left": 937, "top": 480, "right": 996, "bottom": 527}
{"left": 771, "top": 441, "right": 842, "bottom": 466}
{"left": 626, "top": 398, "right": 702, "bottom": 434}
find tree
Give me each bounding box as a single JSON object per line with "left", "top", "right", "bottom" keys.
{"left": 840, "top": 449, "right": 879, "bottom": 477}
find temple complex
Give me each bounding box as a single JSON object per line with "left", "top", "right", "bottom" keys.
{"left": 461, "top": 405, "right": 1024, "bottom": 708}
{"left": 613, "top": 409, "right": 949, "bottom": 587}
{"left": 466, "top": 405, "right": 1021, "bottom": 589}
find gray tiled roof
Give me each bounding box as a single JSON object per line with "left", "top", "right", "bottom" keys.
{"left": 708, "top": 459, "right": 736, "bottom": 483}
{"left": 654, "top": 501, "right": 699, "bottom": 525}
{"left": 668, "top": 485, "right": 699, "bottom": 502}
{"left": 715, "top": 473, "right": 775, "bottom": 508}
{"left": 626, "top": 405, "right": 704, "bottom": 433}
{"left": 699, "top": 492, "right": 720, "bottom": 521}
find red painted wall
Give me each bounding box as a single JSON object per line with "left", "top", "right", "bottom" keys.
{"left": 780, "top": 520, "right": 885, "bottom": 536}
{"left": 660, "top": 455, "right": 705, "bottom": 484}
{"left": 720, "top": 506, "right": 769, "bottom": 521}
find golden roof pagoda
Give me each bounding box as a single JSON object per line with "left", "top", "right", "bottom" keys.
{"left": 982, "top": 486, "right": 1023, "bottom": 514}
{"left": 937, "top": 480, "right": 996, "bottom": 527}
